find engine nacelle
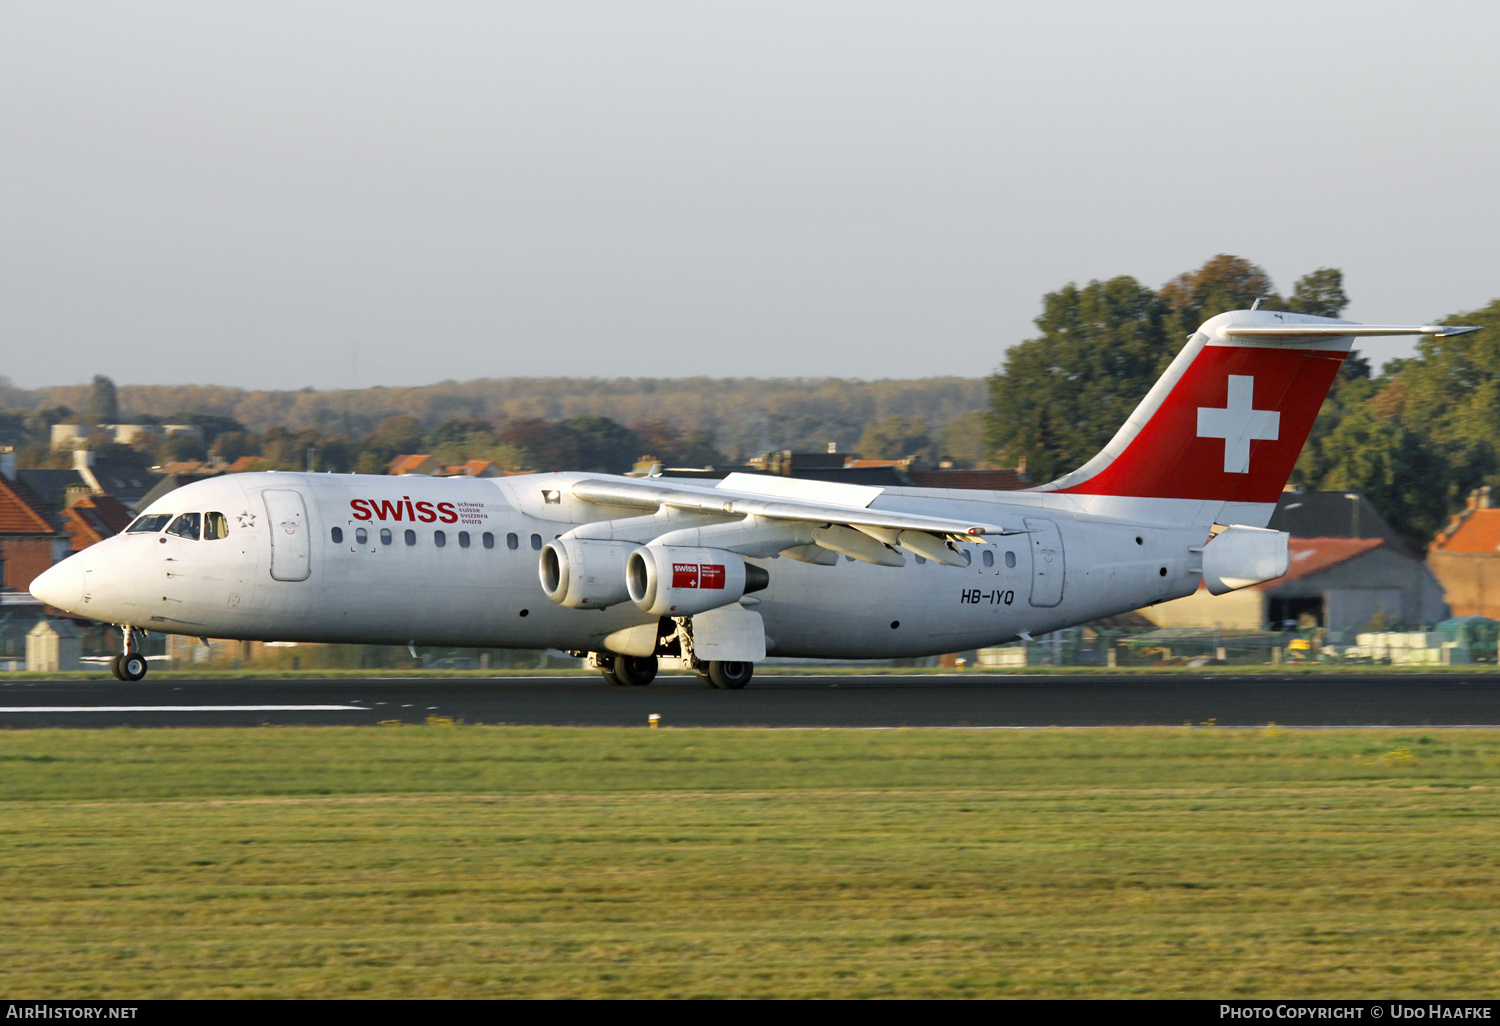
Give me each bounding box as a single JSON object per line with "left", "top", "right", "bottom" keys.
{"left": 539, "top": 539, "right": 634, "bottom": 609}
{"left": 1201, "top": 525, "right": 1290, "bottom": 595}
{"left": 626, "top": 545, "right": 768, "bottom": 616}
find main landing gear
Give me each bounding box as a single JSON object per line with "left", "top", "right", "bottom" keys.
{"left": 111, "top": 626, "right": 148, "bottom": 682}
{"left": 584, "top": 617, "right": 757, "bottom": 689}
{"left": 696, "top": 661, "right": 753, "bottom": 689}
{"left": 600, "top": 653, "right": 658, "bottom": 687}
{"left": 588, "top": 652, "right": 755, "bottom": 689}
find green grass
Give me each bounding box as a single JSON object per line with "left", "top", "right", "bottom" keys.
{"left": 1, "top": 725, "right": 1498, "bottom": 998}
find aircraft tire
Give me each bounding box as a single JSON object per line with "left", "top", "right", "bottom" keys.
{"left": 614, "top": 654, "right": 657, "bottom": 686}
{"left": 600, "top": 666, "right": 625, "bottom": 686}
{"left": 119, "top": 653, "right": 148, "bottom": 682}
{"left": 109, "top": 654, "right": 127, "bottom": 681}
{"left": 695, "top": 669, "right": 714, "bottom": 688}
{"left": 707, "top": 661, "right": 753, "bottom": 690}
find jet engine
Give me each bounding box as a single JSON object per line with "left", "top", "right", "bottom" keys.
{"left": 626, "top": 545, "right": 769, "bottom": 616}
{"left": 539, "top": 539, "right": 634, "bottom": 609}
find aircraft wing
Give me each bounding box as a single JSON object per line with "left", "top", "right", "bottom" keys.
{"left": 568, "top": 476, "right": 1014, "bottom": 539}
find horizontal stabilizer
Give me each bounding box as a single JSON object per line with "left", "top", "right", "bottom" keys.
{"left": 1219, "top": 323, "right": 1479, "bottom": 341}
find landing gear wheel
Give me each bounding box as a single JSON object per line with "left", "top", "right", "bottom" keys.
{"left": 119, "top": 653, "right": 148, "bottom": 682}
{"left": 695, "top": 669, "right": 714, "bottom": 688}
{"left": 707, "top": 661, "right": 753, "bottom": 690}
{"left": 600, "top": 665, "right": 625, "bottom": 685}
{"left": 109, "top": 654, "right": 126, "bottom": 681}
{"left": 613, "top": 655, "right": 657, "bottom": 686}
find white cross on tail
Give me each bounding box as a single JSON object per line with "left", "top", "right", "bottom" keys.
{"left": 1196, "top": 375, "right": 1280, "bottom": 474}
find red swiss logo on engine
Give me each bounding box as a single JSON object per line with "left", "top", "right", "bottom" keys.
{"left": 671, "top": 563, "right": 726, "bottom": 589}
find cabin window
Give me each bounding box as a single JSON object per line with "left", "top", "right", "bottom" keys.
{"left": 380, "top": 528, "right": 392, "bottom": 546}
{"left": 204, "top": 512, "right": 229, "bottom": 540}
{"left": 982, "top": 549, "right": 994, "bottom": 567}
{"left": 127, "top": 514, "right": 172, "bottom": 533}
{"left": 530, "top": 534, "right": 542, "bottom": 550}
{"left": 166, "top": 513, "right": 201, "bottom": 540}
{"left": 483, "top": 532, "right": 495, "bottom": 549}
{"left": 434, "top": 530, "right": 447, "bottom": 548}
{"left": 507, "top": 533, "right": 519, "bottom": 550}
{"left": 405, "top": 529, "right": 416, "bottom": 546}
{"left": 961, "top": 550, "right": 972, "bottom": 566}
{"left": 355, "top": 528, "right": 368, "bottom": 545}
{"left": 1005, "top": 551, "right": 1016, "bottom": 568}
{"left": 331, "top": 527, "right": 344, "bottom": 543}
{"left": 458, "top": 531, "right": 471, "bottom": 548}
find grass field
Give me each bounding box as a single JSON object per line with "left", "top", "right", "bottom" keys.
{"left": 1, "top": 725, "right": 1498, "bottom": 998}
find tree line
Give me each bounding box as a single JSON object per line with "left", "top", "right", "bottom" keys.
{"left": 0, "top": 374, "right": 987, "bottom": 462}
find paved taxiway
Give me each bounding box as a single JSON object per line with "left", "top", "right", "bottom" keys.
{"left": 3, "top": 673, "right": 1500, "bottom": 727}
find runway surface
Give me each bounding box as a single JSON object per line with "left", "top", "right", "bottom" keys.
{"left": 3, "top": 673, "right": 1500, "bottom": 728}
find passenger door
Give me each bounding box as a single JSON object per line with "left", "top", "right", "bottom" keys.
{"left": 1024, "top": 517, "right": 1065, "bottom": 608}
{"left": 263, "top": 489, "right": 311, "bottom": 582}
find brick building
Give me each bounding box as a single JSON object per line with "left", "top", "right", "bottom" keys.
{"left": 1429, "top": 487, "right": 1500, "bottom": 618}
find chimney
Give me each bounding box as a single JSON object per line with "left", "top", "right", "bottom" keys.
{"left": 0, "top": 446, "right": 14, "bottom": 481}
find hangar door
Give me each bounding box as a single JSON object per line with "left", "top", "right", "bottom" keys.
{"left": 1024, "top": 517, "right": 1065, "bottom": 608}
{"left": 263, "top": 489, "right": 311, "bottom": 582}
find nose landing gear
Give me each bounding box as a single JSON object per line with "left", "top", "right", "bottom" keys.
{"left": 111, "top": 626, "right": 148, "bottom": 682}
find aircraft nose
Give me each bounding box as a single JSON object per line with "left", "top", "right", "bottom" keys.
{"left": 30, "top": 557, "right": 85, "bottom": 613}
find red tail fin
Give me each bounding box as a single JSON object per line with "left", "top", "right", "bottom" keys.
{"left": 1034, "top": 310, "right": 1477, "bottom": 525}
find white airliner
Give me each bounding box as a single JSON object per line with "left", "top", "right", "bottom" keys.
{"left": 30, "top": 309, "right": 1476, "bottom": 687}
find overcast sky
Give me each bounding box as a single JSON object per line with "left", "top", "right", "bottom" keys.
{"left": 3, "top": 1, "right": 1497, "bottom": 391}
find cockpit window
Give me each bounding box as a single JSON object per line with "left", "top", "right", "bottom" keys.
{"left": 127, "top": 514, "right": 172, "bottom": 534}
{"left": 204, "top": 512, "right": 229, "bottom": 540}
{"left": 166, "top": 513, "right": 201, "bottom": 540}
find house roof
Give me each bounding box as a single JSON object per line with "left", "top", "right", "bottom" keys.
{"left": 441, "top": 460, "right": 499, "bottom": 478}
{"left": 61, "top": 504, "right": 111, "bottom": 550}
{"left": 388, "top": 454, "right": 438, "bottom": 475}
{"left": 82, "top": 458, "right": 159, "bottom": 505}
{"left": 223, "top": 455, "right": 269, "bottom": 474}
{"left": 133, "top": 470, "right": 222, "bottom": 514}
{"left": 73, "top": 494, "right": 133, "bottom": 534}
{"left": 15, "top": 469, "right": 91, "bottom": 513}
{"left": 1250, "top": 536, "right": 1387, "bottom": 588}
{"left": 155, "top": 461, "right": 215, "bottom": 476}
{"left": 0, "top": 475, "right": 57, "bottom": 535}
{"left": 1267, "top": 491, "right": 1409, "bottom": 553}
{"left": 845, "top": 458, "right": 912, "bottom": 469}
{"left": 1431, "top": 507, "right": 1500, "bottom": 554}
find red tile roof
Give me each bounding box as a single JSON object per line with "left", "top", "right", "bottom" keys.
{"left": 73, "top": 494, "right": 133, "bottom": 534}
{"left": 0, "top": 475, "right": 56, "bottom": 535}
{"left": 388, "top": 454, "right": 439, "bottom": 476}
{"left": 441, "top": 460, "right": 499, "bottom": 477}
{"left": 1431, "top": 508, "right": 1500, "bottom": 554}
